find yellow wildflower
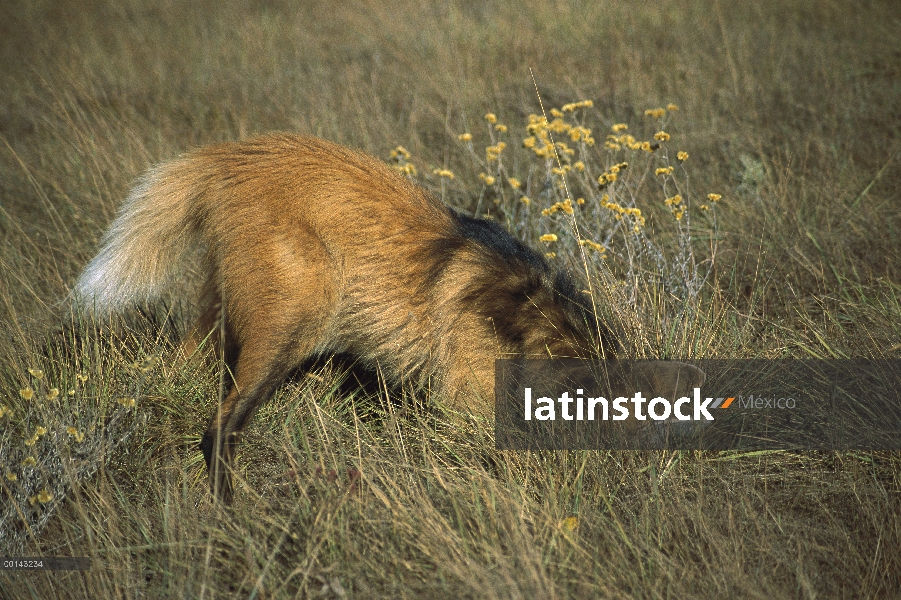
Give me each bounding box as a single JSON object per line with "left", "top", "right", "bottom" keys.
{"left": 645, "top": 108, "right": 666, "bottom": 119}
{"left": 389, "top": 146, "right": 411, "bottom": 160}
{"left": 562, "top": 99, "right": 593, "bottom": 112}
{"left": 654, "top": 131, "right": 670, "bottom": 141}
{"left": 542, "top": 199, "right": 573, "bottom": 216}
{"left": 37, "top": 489, "right": 53, "bottom": 503}
{"left": 664, "top": 194, "right": 683, "bottom": 206}
{"left": 458, "top": 133, "right": 473, "bottom": 142}
{"left": 699, "top": 204, "right": 710, "bottom": 211}
{"left": 393, "top": 163, "right": 417, "bottom": 177}
{"left": 539, "top": 234, "right": 558, "bottom": 243}
{"left": 708, "top": 193, "right": 722, "bottom": 202}
{"left": 576, "top": 197, "right": 585, "bottom": 205}
{"left": 494, "top": 124, "right": 508, "bottom": 133}
{"left": 28, "top": 368, "right": 44, "bottom": 379}
{"left": 19, "top": 388, "right": 34, "bottom": 401}
{"left": 22, "top": 456, "right": 36, "bottom": 467}
{"left": 432, "top": 168, "right": 454, "bottom": 179}
{"left": 526, "top": 114, "right": 547, "bottom": 133}
{"left": 555, "top": 141, "right": 575, "bottom": 156}
{"left": 677, "top": 151, "right": 689, "bottom": 161}
{"left": 598, "top": 172, "right": 618, "bottom": 185}
{"left": 5, "top": 472, "right": 16, "bottom": 482}
{"left": 484, "top": 113, "right": 497, "bottom": 124}
{"left": 508, "top": 177, "right": 521, "bottom": 189}
{"left": 520, "top": 196, "right": 531, "bottom": 206}
{"left": 46, "top": 388, "right": 59, "bottom": 401}
{"left": 561, "top": 516, "right": 578, "bottom": 532}
{"left": 485, "top": 144, "right": 504, "bottom": 162}
{"left": 667, "top": 103, "right": 679, "bottom": 111}
{"left": 67, "top": 426, "right": 85, "bottom": 443}
{"left": 545, "top": 252, "right": 557, "bottom": 258}
{"left": 655, "top": 167, "right": 674, "bottom": 176}
{"left": 573, "top": 161, "right": 585, "bottom": 171}
{"left": 522, "top": 136, "right": 537, "bottom": 149}
{"left": 611, "top": 123, "right": 628, "bottom": 133}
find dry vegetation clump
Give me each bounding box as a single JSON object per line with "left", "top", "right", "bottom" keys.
{"left": 1, "top": 0, "right": 900, "bottom": 597}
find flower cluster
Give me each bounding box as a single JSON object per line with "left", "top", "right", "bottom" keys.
{"left": 485, "top": 142, "right": 506, "bottom": 162}
{"left": 541, "top": 198, "right": 575, "bottom": 216}
{"left": 2, "top": 357, "right": 153, "bottom": 546}
{"left": 437, "top": 99, "right": 724, "bottom": 304}
{"left": 66, "top": 426, "right": 85, "bottom": 443}
{"left": 560, "top": 100, "right": 594, "bottom": 112}
{"left": 605, "top": 129, "right": 656, "bottom": 152}
{"left": 23, "top": 425, "right": 48, "bottom": 447}
{"left": 664, "top": 194, "right": 686, "bottom": 220}
{"left": 523, "top": 110, "right": 595, "bottom": 160}
{"left": 645, "top": 104, "right": 678, "bottom": 119}
{"left": 579, "top": 239, "right": 606, "bottom": 253}
{"left": 597, "top": 162, "right": 629, "bottom": 187}
{"left": 388, "top": 146, "right": 417, "bottom": 177}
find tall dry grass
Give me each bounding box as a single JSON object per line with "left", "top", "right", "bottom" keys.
{"left": 1, "top": 0, "right": 900, "bottom": 597}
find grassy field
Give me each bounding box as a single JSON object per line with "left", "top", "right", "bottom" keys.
{"left": 1, "top": 0, "right": 900, "bottom": 597}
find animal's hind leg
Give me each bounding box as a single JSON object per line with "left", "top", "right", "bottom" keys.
{"left": 200, "top": 237, "right": 339, "bottom": 502}
{"left": 200, "top": 336, "right": 292, "bottom": 503}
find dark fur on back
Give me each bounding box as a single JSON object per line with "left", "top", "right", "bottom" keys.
{"left": 418, "top": 210, "right": 606, "bottom": 360}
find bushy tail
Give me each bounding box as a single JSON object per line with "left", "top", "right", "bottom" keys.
{"left": 75, "top": 159, "right": 201, "bottom": 311}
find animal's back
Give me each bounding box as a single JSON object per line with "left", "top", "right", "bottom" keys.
{"left": 187, "top": 134, "right": 456, "bottom": 266}
{"left": 177, "top": 135, "right": 467, "bottom": 372}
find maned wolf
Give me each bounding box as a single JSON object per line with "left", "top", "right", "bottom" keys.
{"left": 75, "top": 134, "right": 699, "bottom": 502}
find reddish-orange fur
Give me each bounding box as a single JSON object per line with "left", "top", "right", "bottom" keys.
{"left": 77, "top": 134, "right": 612, "bottom": 501}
